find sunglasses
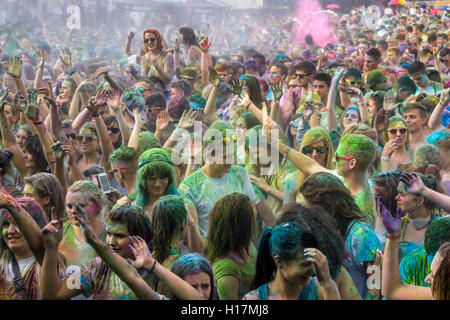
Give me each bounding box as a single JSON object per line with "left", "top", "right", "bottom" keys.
{"left": 335, "top": 152, "right": 359, "bottom": 164}
{"left": 388, "top": 128, "right": 407, "bottom": 135}
{"left": 77, "top": 135, "right": 96, "bottom": 143}
{"left": 302, "top": 146, "right": 328, "bottom": 155}
{"left": 108, "top": 127, "right": 120, "bottom": 134}
{"left": 109, "top": 167, "right": 126, "bottom": 175}
{"left": 289, "top": 120, "right": 299, "bottom": 127}
{"left": 144, "top": 38, "right": 156, "bottom": 44}
{"left": 440, "top": 58, "right": 449, "bottom": 63}
{"left": 295, "top": 73, "right": 309, "bottom": 79}
{"left": 345, "top": 79, "right": 362, "bottom": 86}
{"left": 135, "top": 88, "right": 151, "bottom": 93}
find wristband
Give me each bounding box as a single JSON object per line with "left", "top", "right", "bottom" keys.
{"left": 148, "top": 259, "right": 157, "bottom": 275}
{"left": 30, "top": 116, "right": 42, "bottom": 123}
{"left": 381, "top": 156, "right": 390, "bottom": 161}
{"left": 385, "top": 232, "right": 401, "bottom": 240}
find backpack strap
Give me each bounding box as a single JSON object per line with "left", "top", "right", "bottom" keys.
{"left": 11, "top": 257, "right": 28, "bottom": 300}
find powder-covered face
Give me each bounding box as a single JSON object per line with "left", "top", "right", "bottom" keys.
{"left": 303, "top": 140, "right": 328, "bottom": 168}
{"left": 106, "top": 222, "right": 133, "bottom": 259}
{"left": 61, "top": 80, "right": 73, "bottom": 99}
{"left": 24, "top": 184, "right": 47, "bottom": 211}
{"left": 278, "top": 250, "right": 315, "bottom": 287}
{"left": 184, "top": 271, "right": 212, "bottom": 300}
{"left": 144, "top": 32, "right": 158, "bottom": 50}
{"left": 396, "top": 182, "right": 420, "bottom": 212}
{"left": 79, "top": 127, "right": 99, "bottom": 154}
{"left": 4, "top": 104, "right": 17, "bottom": 125}
{"left": 335, "top": 144, "right": 352, "bottom": 177}
{"left": 146, "top": 177, "right": 169, "bottom": 197}
{"left": 343, "top": 109, "right": 360, "bottom": 128}
{"left": 66, "top": 191, "right": 100, "bottom": 227}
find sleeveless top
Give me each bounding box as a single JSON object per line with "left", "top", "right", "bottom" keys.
{"left": 255, "top": 277, "right": 318, "bottom": 300}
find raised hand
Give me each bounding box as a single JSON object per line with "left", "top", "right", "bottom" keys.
{"left": 41, "top": 207, "right": 63, "bottom": 249}
{"left": 199, "top": 36, "right": 212, "bottom": 53}
{"left": 439, "top": 88, "right": 450, "bottom": 107}
{"left": 25, "top": 90, "right": 40, "bottom": 121}
{"left": 376, "top": 193, "right": 402, "bottom": 238}
{"left": 128, "top": 31, "right": 136, "bottom": 42}
{"left": 129, "top": 236, "right": 155, "bottom": 270}
{"left": 133, "top": 107, "right": 143, "bottom": 127}
{"left": 270, "top": 81, "right": 284, "bottom": 104}
{"left": 172, "top": 37, "right": 181, "bottom": 52}
{"left": 156, "top": 110, "right": 170, "bottom": 131}
{"left": 178, "top": 109, "right": 196, "bottom": 130}
{"left": 87, "top": 97, "right": 100, "bottom": 117}
{"left": 41, "top": 82, "right": 57, "bottom": 108}
{"left": 95, "top": 89, "right": 108, "bottom": 106}
{"left": 72, "top": 203, "right": 97, "bottom": 243}
{"left": 34, "top": 49, "right": 45, "bottom": 68}
{"left": 0, "top": 191, "right": 21, "bottom": 211}
{"left": 52, "top": 141, "right": 64, "bottom": 162}
{"left": 209, "top": 68, "right": 221, "bottom": 88}
{"left": 303, "top": 248, "right": 332, "bottom": 284}
{"left": 399, "top": 173, "right": 425, "bottom": 195}
{"left": 381, "top": 139, "right": 398, "bottom": 157}
{"left": 7, "top": 56, "right": 22, "bottom": 79}
{"left": 0, "top": 88, "right": 9, "bottom": 112}
{"left": 62, "top": 143, "right": 75, "bottom": 165}
{"left": 59, "top": 47, "right": 72, "bottom": 68}
{"left": 383, "top": 90, "right": 397, "bottom": 111}
{"left": 229, "top": 79, "right": 242, "bottom": 97}
{"left": 95, "top": 67, "right": 109, "bottom": 79}
{"left": 250, "top": 175, "right": 269, "bottom": 192}
{"left": 106, "top": 89, "right": 121, "bottom": 111}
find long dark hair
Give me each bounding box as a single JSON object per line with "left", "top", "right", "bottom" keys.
{"left": 251, "top": 222, "right": 318, "bottom": 290}
{"left": 300, "top": 172, "right": 364, "bottom": 239}
{"left": 206, "top": 193, "right": 254, "bottom": 263}
{"left": 25, "top": 134, "right": 50, "bottom": 173}
{"left": 276, "top": 203, "right": 344, "bottom": 280}
{"left": 179, "top": 27, "right": 199, "bottom": 47}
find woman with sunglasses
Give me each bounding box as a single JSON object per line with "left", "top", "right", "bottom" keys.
{"left": 141, "top": 29, "right": 172, "bottom": 85}
{"left": 283, "top": 127, "right": 334, "bottom": 205}
{"left": 381, "top": 116, "right": 413, "bottom": 171}
{"left": 104, "top": 116, "right": 122, "bottom": 150}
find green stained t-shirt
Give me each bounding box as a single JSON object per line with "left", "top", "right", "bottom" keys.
{"left": 213, "top": 244, "right": 257, "bottom": 300}
{"left": 399, "top": 247, "right": 432, "bottom": 287}
{"left": 353, "top": 184, "right": 376, "bottom": 227}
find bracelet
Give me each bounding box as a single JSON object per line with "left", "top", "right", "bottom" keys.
{"left": 148, "top": 259, "right": 157, "bottom": 275}
{"left": 381, "top": 156, "right": 390, "bottom": 161}
{"left": 285, "top": 146, "right": 292, "bottom": 158}
{"left": 33, "top": 121, "right": 42, "bottom": 126}
{"left": 30, "top": 116, "right": 42, "bottom": 123}
{"left": 385, "top": 232, "right": 401, "bottom": 240}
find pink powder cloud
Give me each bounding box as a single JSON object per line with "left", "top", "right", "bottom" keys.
{"left": 292, "top": 0, "right": 337, "bottom": 47}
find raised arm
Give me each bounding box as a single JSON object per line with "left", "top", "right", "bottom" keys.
{"left": 328, "top": 70, "right": 344, "bottom": 131}
{"left": 86, "top": 93, "right": 114, "bottom": 171}
{"left": 269, "top": 81, "right": 283, "bottom": 122}
{"left": 203, "top": 69, "right": 220, "bottom": 124}
{"left": 72, "top": 108, "right": 91, "bottom": 135}
{"left": 377, "top": 194, "right": 432, "bottom": 300}
{"left": 0, "top": 193, "right": 46, "bottom": 265}
{"left": 428, "top": 88, "right": 449, "bottom": 132}
{"left": 0, "top": 89, "right": 27, "bottom": 176}
{"left": 128, "top": 108, "right": 143, "bottom": 150}
{"left": 124, "top": 31, "right": 136, "bottom": 57}
{"left": 401, "top": 173, "right": 450, "bottom": 213}
{"left": 107, "top": 90, "right": 131, "bottom": 145}
{"left": 7, "top": 56, "right": 27, "bottom": 98}
{"left": 199, "top": 37, "right": 212, "bottom": 88}
{"left": 34, "top": 49, "right": 45, "bottom": 89}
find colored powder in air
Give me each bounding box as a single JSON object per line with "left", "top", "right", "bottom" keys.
{"left": 292, "top": 0, "right": 337, "bottom": 47}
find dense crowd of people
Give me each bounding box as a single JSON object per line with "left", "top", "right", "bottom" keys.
{"left": 0, "top": 2, "right": 450, "bottom": 300}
